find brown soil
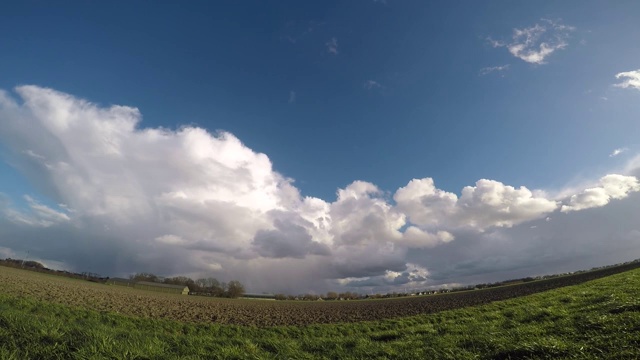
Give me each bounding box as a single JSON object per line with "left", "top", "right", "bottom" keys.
{"left": 1, "top": 262, "right": 638, "bottom": 327}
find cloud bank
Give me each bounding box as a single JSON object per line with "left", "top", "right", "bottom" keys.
{"left": 1, "top": 86, "right": 639, "bottom": 293}
{"left": 561, "top": 175, "right": 640, "bottom": 212}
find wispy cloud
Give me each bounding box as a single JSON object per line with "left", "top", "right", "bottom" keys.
{"left": 325, "top": 38, "right": 338, "bottom": 55}
{"left": 488, "top": 19, "right": 575, "bottom": 65}
{"left": 614, "top": 69, "right": 640, "bottom": 91}
{"left": 363, "top": 80, "right": 383, "bottom": 90}
{"left": 281, "top": 21, "right": 323, "bottom": 44}
{"left": 288, "top": 90, "right": 296, "bottom": 103}
{"left": 2, "top": 194, "right": 71, "bottom": 227}
{"left": 479, "top": 64, "right": 510, "bottom": 76}
{"left": 610, "top": 148, "right": 628, "bottom": 157}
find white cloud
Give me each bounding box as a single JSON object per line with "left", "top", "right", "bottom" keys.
{"left": 0, "top": 86, "right": 298, "bottom": 257}
{"left": 325, "top": 38, "right": 338, "bottom": 55}
{"left": 0, "top": 86, "right": 447, "bottom": 292}
{"left": 394, "top": 178, "right": 457, "bottom": 227}
{"left": 1, "top": 194, "right": 71, "bottom": 227}
{"left": 399, "top": 227, "right": 454, "bottom": 248}
{"left": 394, "top": 178, "right": 558, "bottom": 231}
{"left": 364, "top": 80, "right": 382, "bottom": 90}
{"left": 610, "top": 148, "right": 627, "bottom": 157}
{"left": 325, "top": 181, "right": 454, "bottom": 253}
{"left": 155, "top": 234, "right": 188, "bottom": 245}
{"left": 487, "top": 38, "right": 505, "bottom": 48}
{"left": 614, "top": 69, "right": 640, "bottom": 91}
{"left": 561, "top": 174, "right": 640, "bottom": 212}
{"left": 342, "top": 263, "right": 430, "bottom": 289}
{"left": 288, "top": 90, "right": 296, "bottom": 103}
{"left": 24, "top": 195, "right": 71, "bottom": 224}
{"left": 479, "top": 64, "right": 510, "bottom": 76}
{"left": 489, "top": 19, "right": 574, "bottom": 64}
{"left": 1, "top": 85, "right": 639, "bottom": 293}
{"left": 457, "top": 180, "right": 559, "bottom": 229}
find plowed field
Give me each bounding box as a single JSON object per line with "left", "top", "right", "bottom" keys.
{"left": 1, "top": 263, "right": 639, "bottom": 326}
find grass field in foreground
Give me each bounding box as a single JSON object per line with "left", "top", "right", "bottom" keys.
{"left": 1, "top": 269, "right": 640, "bottom": 359}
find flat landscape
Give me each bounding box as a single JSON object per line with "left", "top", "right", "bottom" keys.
{"left": 2, "top": 264, "right": 640, "bottom": 359}
{"left": 1, "top": 263, "right": 639, "bottom": 326}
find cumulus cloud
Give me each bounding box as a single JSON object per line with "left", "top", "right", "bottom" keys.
{"left": 561, "top": 174, "right": 640, "bottom": 212}
{"left": 0, "top": 85, "right": 449, "bottom": 292}
{"left": 1, "top": 85, "right": 639, "bottom": 293}
{"left": 252, "top": 211, "right": 331, "bottom": 259}
{"left": 400, "top": 227, "right": 454, "bottom": 249}
{"left": 457, "top": 180, "right": 559, "bottom": 228}
{"left": 394, "top": 178, "right": 558, "bottom": 231}
{"left": 329, "top": 181, "right": 402, "bottom": 246}
{"left": 0, "top": 87, "right": 300, "bottom": 261}
{"left": 489, "top": 19, "right": 574, "bottom": 64}
{"left": 614, "top": 69, "right": 640, "bottom": 91}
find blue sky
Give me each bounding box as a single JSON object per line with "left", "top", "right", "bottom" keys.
{"left": 1, "top": 1, "right": 640, "bottom": 293}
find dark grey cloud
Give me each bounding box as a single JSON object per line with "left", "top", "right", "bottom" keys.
{"left": 252, "top": 216, "right": 331, "bottom": 259}
{"left": 406, "top": 191, "right": 640, "bottom": 286}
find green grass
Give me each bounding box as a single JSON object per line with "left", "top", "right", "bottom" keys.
{"left": 1, "top": 269, "right": 640, "bottom": 359}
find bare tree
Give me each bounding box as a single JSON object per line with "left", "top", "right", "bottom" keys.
{"left": 226, "top": 280, "right": 245, "bottom": 298}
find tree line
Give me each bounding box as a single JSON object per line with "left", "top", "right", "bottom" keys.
{"left": 129, "top": 272, "right": 245, "bottom": 298}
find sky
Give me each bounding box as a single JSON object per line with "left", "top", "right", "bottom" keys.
{"left": 1, "top": 1, "right": 639, "bottom": 294}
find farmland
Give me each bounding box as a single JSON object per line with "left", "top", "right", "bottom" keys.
{"left": 1, "top": 262, "right": 640, "bottom": 326}
{"left": 1, "top": 265, "right": 639, "bottom": 359}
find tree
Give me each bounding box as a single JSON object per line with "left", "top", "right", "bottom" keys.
{"left": 325, "top": 291, "right": 338, "bottom": 300}
{"left": 24, "top": 261, "right": 45, "bottom": 269}
{"left": 164, "top": 276, "right": 195, "bottom": 287}
{"left": 225, "top": 280, "right": 245, "bottom": 298}
{"left": 302, "top": 293, "right": 320, "bottom": 301}
{"left": 197, "top": 277, "right": 220, "bottom": 289}
{"left": 194, "top": 277, "right": 225, "bottom": 296}
{"left": 338, "top": 291, "right": 359, "bottom": 300}
{"left": 209, "top": 278, "right": 224, "bottom": 296}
